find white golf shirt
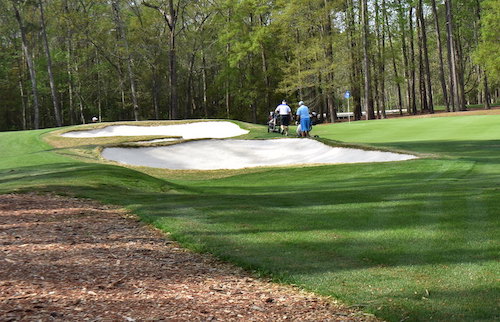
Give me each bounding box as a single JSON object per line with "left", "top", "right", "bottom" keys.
{"left": 275, "top": 104, "right": 291, "bottom": 115}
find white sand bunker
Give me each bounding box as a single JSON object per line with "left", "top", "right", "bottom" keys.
{"left": 102, "top": 138, "right": 416, "bottom": 170}
{"left": 61, "top": 121, "right": 249, "bottom": 139}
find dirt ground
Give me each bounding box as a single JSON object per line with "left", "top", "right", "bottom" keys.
{"left": 0, "top": 193, "right": 378, "bottom": 321}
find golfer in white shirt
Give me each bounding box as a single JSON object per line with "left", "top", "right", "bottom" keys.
{"left": 275, "top": 100, "right": 292, "bottom": 136}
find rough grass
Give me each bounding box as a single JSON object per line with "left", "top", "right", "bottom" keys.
{"left": 0, "top": 116, "right": 498, "bottom": 321}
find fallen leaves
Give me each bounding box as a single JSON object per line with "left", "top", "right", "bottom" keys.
{"left": 0, "top": 193, "right": 378, "bottom": 321}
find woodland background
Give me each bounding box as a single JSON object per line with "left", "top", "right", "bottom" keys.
{"left": 0, "top": 0, "right": 498, "bottom": 131}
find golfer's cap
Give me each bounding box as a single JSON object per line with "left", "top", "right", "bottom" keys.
{"left": 282, "top": 100, "right": 287, "bottom": 104}
{"left": 299, "top": 101, "right": 304, "bottom": 106}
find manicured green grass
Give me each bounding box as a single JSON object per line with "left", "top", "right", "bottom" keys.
{"left": 0, "top": 117, "right": 498, "bottom": 321}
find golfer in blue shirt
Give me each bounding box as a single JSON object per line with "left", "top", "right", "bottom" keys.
{"left": 296, "top": 101, "right": 311, "bottom": 137}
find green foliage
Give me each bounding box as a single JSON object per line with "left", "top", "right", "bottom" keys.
{"left": 474, "top": 0, "right": 500, "bottom": 85}
{"left": 0, "top": 0, "right": 498, "bottom": 130}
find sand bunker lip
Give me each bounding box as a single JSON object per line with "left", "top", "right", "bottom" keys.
{"left": 136, "top": 138, "right": 179, "bottom": 144}
{"left": 101, "top": 138, "right": 417, "bottom": 170}
{"left": 61, "top": 121, "right": 249, "bottom": 139}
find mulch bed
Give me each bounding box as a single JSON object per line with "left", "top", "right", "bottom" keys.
{"left": 0, "top": 193, "right": 377, "bottom": 321}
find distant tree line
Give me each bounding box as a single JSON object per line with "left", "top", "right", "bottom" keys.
{"left": 0, "top": 0, "right": 498, "bottom": 131}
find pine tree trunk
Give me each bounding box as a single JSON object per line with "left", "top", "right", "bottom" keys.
{"left": 97, "top": 93, "right": 102, "bottom": 122}
{"left": 474, "top": 0, "right": 492, "bottom": 110}
{"left": 431, "top": 0, "right": 449, "bottom": 112}
{"left": 375, "top": 0, "right": 386, "bottom": 118}
{"left": 323, "top": 0, "right": 338, "bottom": 123}
{"left": 112, "top": 0, "right": 140, "bottom": 121}
{"left": 225, "top": 8, "right": 232, "bottom": 119}
{"left": 484, "top": 73, "right": 491, "bottom": 109}
{"left": 295, "top": 28, "right": 304, "bottom": 101}
{"left": 417, "top": 13, "right": 428, "bottom": 113}
{"left": 117, "top": 65, "right": 127, "bottom": 117}
{"left": 13, "top": 3, "right": 40, "bottom": 129}
{"left": 385, "top": 10, "right": 404, "bottom": 115}
{"left": 454, "top": 33, "right": 467, "bottom": 110}
{"left": 64, "top": 0, "right": 75, "bottom": 124}
{"left": 143, "top": 0, "right": 179, "bottom": 119}
{"left": 445, "top": 0, "right": 459, "bottom": 112}
{"left": 202, "top": 50, "right": 208, "bottom": 118}
{"left": 373, "top": 62, "right": 380, "bottom": 118}
{"left": 418, "top": 0, "right": 434, "bottom": 113}
{"left": 152, "top": 68, "right": 160, "bottom": 119}
{"left": 225, "top": 9, "right": 231, "bottom": 119}
{"left": 17, "top": 56, "right": 28, "bottom": 130}
{"left": 96, "top": 51, "right": 102, "bottom": 122}
{"left": 225, "top": 68, "right": 230, "bottom": 119}
{"left": 361, "top": 0, "right": 375, "bottom": 119}
{"left": 409, "top": 7, "right": 417, "bottom": 115}
{"left": 66, "top": 35, "right": 75, "bottom": 124}
{"left": 251, "top": 103, "right": 257, "bottom": 124}
{"left": 347, "top": 0, "right": 362, "bottom": 120}
{"left": 397, "top": 0, "right": 411, "bottom": 115}
{"left": 78, "top": 94, "right": 85, "bottom": 124}
{"left": 260, "top": 15, "right": 271, "bottom": 114}
{"left": 73, "top": 62, "right": 85, "bottom": 124}
{"left": 39, "top": 0, "right": 62, "bottom": 127}
{"left": 169, "top": 16, "right": 178, "bottom": 119}
{"left": 186, "top": 50, "right": 196, "bottom": 119}
{"left": 261, "top": 45, "right": 271, "bottom": 112}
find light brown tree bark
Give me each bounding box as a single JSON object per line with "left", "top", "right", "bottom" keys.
{"left": 323, "top": 0, "right": 337, "bottom": 123}
{"left": 12, "top": 2, "right": 40, "bottom": 129}
{"left": 361, "top": 0, "right": 375, "bottom": 119}
{"left": 417, "top": 0, "right": 434, "bottom": 113}
{"left": 431, "top": 0, "right": 449, "bottom": 112}
{"left": 112, "top": 0, "right": 140, "bottom": 121}
{"left": 347, "top": 0, "right": 362, "bottom": 120}
{"left": 385, "top": 6, "right": 403, "bottom": 115}
{"left": 39, "top": 0, "right": 62, "bottom": 126}
{"left": 397, "top": 0, "right": 411, "bottom": 114}
{"left": 409, "top": 7, "right": 417, "bottom": 115}
{"left": 143, "top": 0, "right": 179, "bottom": 119}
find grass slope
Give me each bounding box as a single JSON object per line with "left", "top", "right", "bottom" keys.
{"left": 0, "top": 117, "right": 498, "bottom": 321}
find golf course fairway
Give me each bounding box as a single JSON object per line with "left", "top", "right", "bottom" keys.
{"left": 0, "top": 115, "right": 498, "bottom": 321}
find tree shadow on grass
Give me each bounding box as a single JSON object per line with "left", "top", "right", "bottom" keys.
{"left": 2, "top": 139, "right": 499, "bottom": 321}
{"left": 381, "top": 286, "right": 500, "bottom": 321}
{"left": 4, "top": 159, "right": 496, "bottom": 269}
{"left": 374, "top": 139, "right": 500, "bottom": 166}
